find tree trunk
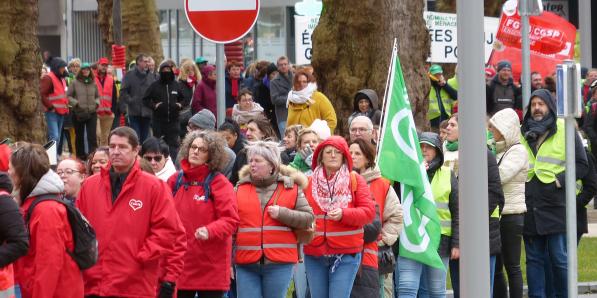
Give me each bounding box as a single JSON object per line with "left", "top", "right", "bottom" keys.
{"left": 97, "top": 0, "right": 164, "bottom": 63}
{"left": 312, "top": 0, "right": 431, "bottom": 133}
{"left": 0, "top": 0, "right": 44, "bottom": 143}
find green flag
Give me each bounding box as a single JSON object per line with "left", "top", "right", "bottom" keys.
{"left": 377, "top": 45, "right": 444, "bottom": 269}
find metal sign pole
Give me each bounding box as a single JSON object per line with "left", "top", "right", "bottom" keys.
{"left": 520, "top": 0, "right": 531, "bottom": 112}
{"left": 457, "top": 0, "right": 490, "bottom": 296}
{"left": 216, "top": 44, "right": 226, "bottom": 126}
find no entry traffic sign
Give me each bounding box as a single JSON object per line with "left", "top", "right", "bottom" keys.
{"left": 184, "top": 0, "right": 260, "bottom": 44}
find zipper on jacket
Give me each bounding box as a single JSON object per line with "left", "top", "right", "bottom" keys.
{"left": 167, "top": 84, "right": 170, "bottom": 122}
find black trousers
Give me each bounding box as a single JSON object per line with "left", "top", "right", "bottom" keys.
{"left": 177, "top": 290, "right": 225, "bottom": 298}
{"left": 152, "top": 120, "right": 180, "bottom": 162}
{"left": 73, "top": 112, "right": 97, "bottom": 160}
{"left": 493, "top": 214, "right": 524, "bottom": 298}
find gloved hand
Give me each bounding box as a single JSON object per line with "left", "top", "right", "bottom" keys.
{"left": 299, "top": 146, "right": 313, "bottom": 160}
{"left": 158, "top": 281, "right": 175, "bottom": 298}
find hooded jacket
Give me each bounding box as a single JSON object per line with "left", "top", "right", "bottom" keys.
{"left": 489, "top": 108, "right": 528, "bottom": 215}
{"left": 76, "top": 161, "right": 185, "bottom": 297}
{"left": 40, "top": 58, "right": 68, "bottom": 112}
{"left": 348, "top": 89, "right": 382, "bottom": 125}
{"left": 167, "top": 160, "right": 239, "bottom": 290}
{"left": 521, "top": 89, "right": 589, "bottom": 235}
{"left": 143, "top": 66, "right": 187, "bottom": 123}
{"left": 15, "top": 170, "right": 84, "bottom": 298}
{"left": 0, "top": 172, "right": 29, "bottom": 268}
{"left": 192, "top": 65, "right": 217, "bottom": 116}
{"left": 120, "top": 67, "right": 158, "bottom": 117}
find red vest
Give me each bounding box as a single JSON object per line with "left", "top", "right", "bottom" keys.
{"left": 95, "top": 75, "right": 114, "bottom": 116}
{"left": 235, "top": 182, "right": 299, "bottom": 264}
{"left": 361, "top": 177, "right": 391, "bottom": 269}
{"left": 47, "top": 72, "right": 69, "bottom": 115}
{"left": 304, "top": 172, "right": 365, "bottom": 251}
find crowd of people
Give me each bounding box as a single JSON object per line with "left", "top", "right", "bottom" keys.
{"left": 0, "top": 53, "right": 597, "bottom": 298}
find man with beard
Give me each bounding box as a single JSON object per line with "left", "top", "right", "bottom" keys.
{"left": 520, "top": 89, "right": 588, "bottom": 297}
{"left": 530, "top": 72, "right": 543, "bottom": 92}
{"left": 143, "top": 60, "right": 187, "bottom": 161}
{"left": 95, "top": 57, "right": 119, "bottom": 146}
{"left": 40, "top": 57, "right": 70, "bottom": 147}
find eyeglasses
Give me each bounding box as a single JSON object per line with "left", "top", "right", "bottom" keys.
{"left": 350, "top": 127, "right": 371, "bottom": 134}
{"left": 56, "top": 168, "right": 80, "bottom": 176}
{"left": 190, "top": 145, "right": 209, "bottom": 153}
{"left": 143, "top": 155, "right": 163, "bottom": 162}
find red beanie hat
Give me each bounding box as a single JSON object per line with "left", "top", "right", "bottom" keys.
{"left": 311, "top": 136, "right": 353, "bottom": 171}
{"left": 0, "top": 144, "right": 11, "bottom": 172}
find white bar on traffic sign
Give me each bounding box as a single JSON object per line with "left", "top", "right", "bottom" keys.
{"left": 188, "top": 0, "right": 255, "bottom": 12}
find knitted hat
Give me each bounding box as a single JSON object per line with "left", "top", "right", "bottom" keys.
{"left": 188, "top": 109, "right": 216, "bottom": 130}
{"left": 429, "top": 64, "right": 443, "bottom": 75}
{"left": 497, "top": 60, "right": 512, "bottom": 72}
{"left": 266, "top": 63, "right": 278, "bottom": 76}
{"left": 309, "top": 119, "right": 331, "bottom": 141}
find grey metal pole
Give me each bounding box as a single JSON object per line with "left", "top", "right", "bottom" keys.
{"left": 563, "top": 60, "right": 578, "bottom": 298}
{"left": 579, "top": 0, "right": 592, "bottom": 67}
{"left": 216, "top": 44, "right": 226, "bottom": 126}
{"left": 520, "top": 0, "right": 531, "bottom": 112}
{"left": 457, "top": 0, "right": 490, "bottom": 296}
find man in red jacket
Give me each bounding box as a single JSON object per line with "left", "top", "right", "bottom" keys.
{"left": 77, "top": 127, "right": 186, "bottom": 298}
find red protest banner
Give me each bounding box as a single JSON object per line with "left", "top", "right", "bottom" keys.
{"left": 488, "top": 4, "right": 576, "bottom": 83}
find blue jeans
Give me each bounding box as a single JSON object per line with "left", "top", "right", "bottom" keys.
{"left": 524, "top": 233, "right": 568, "bottom": 298}
{"left": 304, "top": 253, "right": 361, "bottom": 298}
{"left": 294, "top": 261, "right": 309, "bottom": 298}
{"left": 278, "top": 120, "right": 287, "bottom": 138}
{"left": 447, "top": 256, "right": 496, "bottom": 298}
{"left": 45, "top": 111, "right": 64, "bottom": 144}
{"left": 128, "top": 116, "right": 151, "bottom": 143}
{"left": 235, "top": 263, "right": 295, "bottom": 298}
{"left": 397, "top": 256, "right": 448, "bottom": 298}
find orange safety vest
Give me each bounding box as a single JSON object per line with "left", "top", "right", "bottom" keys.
{"left": 361, "top": 177, "right": 391, "bottom": 269}
{"left": 95, "top": 75, "right": 114, "bottom": 116}
{"left": 304, "top": 172, "right": 365, "bottom": 251}
{"left": 47, "top": 72, "right": 69, "bottom": 115}
{"left": 235, "top": 183, "right": 299, "bottom": 264}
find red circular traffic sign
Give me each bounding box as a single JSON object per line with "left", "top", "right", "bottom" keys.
{"left": 184, "top": 0, "right": 260, "bottom": 44}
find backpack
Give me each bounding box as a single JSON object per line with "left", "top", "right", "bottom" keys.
{"left": 171, "top": 170, "right": 217, "bottom": 199}
{"left": 26, "top": 194, "right": 98, "bottom": 270}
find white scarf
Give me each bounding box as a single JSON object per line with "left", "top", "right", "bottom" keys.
{"left": 287, "top": 82, "right": 317, "bottom": 107}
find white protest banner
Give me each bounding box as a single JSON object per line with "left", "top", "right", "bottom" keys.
{"left": 424, "top": 11, "right": 499, "bottom": 64}
{"left": 294, "top": 15, "right": 319, "bottom": 66}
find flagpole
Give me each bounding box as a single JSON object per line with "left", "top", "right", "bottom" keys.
{"left": 375, "top": 41, "right": 398, "bottom": 165}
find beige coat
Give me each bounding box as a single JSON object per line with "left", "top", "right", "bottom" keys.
{"left": 360, "top": 167, "right": 403, "bottom": 247}
{"left": 490, "top": 108, "right": 528, "bottom": 215}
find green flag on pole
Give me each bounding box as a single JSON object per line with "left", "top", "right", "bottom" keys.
{"left": 377, "top": 43, "right": 444, "bottom": 269}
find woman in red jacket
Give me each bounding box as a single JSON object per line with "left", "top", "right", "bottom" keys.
{"left": 8, "top": 143, "right": 83, "bottom": 298}
{"left": 303, "top": 136, "right": 375, "bottom": 298}
{"left": 168, "top": 131, "right": 240, "bottom": 298}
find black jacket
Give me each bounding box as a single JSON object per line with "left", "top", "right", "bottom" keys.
{"left": 0, "top": 173, "right": 29, "bottom": 267}
{"left": 486, "top": 76, "right": 522, "bottom": 115}
{"left": 143, "top": 79, "right": 188, "bottom": 122}
{"left": 577, "top": 149, "right": 597, "bottom": 235}
{"left": 225, "top": 75, "right": 244, "bottom": 109}
{"left": 487, "top": 149, "right": 505, "bottom": 255}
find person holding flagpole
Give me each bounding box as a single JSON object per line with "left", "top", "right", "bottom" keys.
{"left": 302, "top": 136, "right": 375, "bottom": 298}
{"left": 396, "top": 132, "right": 459, "bottom": 298}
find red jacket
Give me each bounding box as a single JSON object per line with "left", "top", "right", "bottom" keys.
{"left": 76, "top": 161, "right": 185, "bottom": 297}
{"left": 16, "top": 196, "right": 84, "bottom": 298}
{"left": 166, "top": 161, "right": 239, "bottom": 290}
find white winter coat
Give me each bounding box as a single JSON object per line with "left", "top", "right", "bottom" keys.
{"left": 489, "top": 108, "right": 528, "bottom": 215}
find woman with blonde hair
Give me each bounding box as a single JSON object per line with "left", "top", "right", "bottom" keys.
{"left": 178, "top": 59, "right": 202, "bottom": 138}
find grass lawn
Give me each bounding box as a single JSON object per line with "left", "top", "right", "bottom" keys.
{"left": 447, "top": 237, "right": 597, "bottom": 289}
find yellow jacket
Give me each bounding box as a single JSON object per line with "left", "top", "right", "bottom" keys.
{"left": 287, "top": 91, "right": 337, "bottom": 132}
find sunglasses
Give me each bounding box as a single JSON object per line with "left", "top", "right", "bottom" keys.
{"left": 143, "top": 155, "right": 163, "bottom": 162}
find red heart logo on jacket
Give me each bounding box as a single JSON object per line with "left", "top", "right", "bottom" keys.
{"left": 129, "top": 199, "right": 143, "bottom": 211}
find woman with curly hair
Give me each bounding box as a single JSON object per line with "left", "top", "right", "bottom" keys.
{"left": 168, "top": 131, "right": 240, "bottom": 298}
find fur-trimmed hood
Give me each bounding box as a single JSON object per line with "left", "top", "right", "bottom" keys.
{"left": 238, "top": 164, "right": 308, "bottom": 189}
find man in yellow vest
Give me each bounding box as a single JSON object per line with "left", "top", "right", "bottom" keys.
{"left": 427, "top": 64, "right": 457, "bottom": 130}
{"left": 520, "top": 89, "right": 589, "bottom": 297}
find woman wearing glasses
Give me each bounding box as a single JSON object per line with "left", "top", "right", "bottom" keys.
{"left": 168, "top": 131, "right": 239, "bottom": 298}
{"left": 140, "top": 137, "right": 177, "bottom": 182}
{"left": 56, "top": 158, "right": 86, "bottom": 203}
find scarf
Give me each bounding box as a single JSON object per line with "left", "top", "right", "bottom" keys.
{"left": 231, "top": 78, "right": 239, "bottom": 98}
{"left": 186, "top": 75, "right": 197, "bottom": 89}
{"left": 251, "top": 173, "right": 278, "bottom": 188}
{"left": 523, "top": 112, "right": 555, "bottom": 144}
{"left": 232, "top": 102, "right": 265, "bottom": 125}
{"left": 446, "top": 140, "right": 459, "bottom": 152}
{"left": 287, "top": 83, "right": 317, "bottom": 107}
{"left": 263, "top": 76, "right": 271, "bottom": 89}
{"left": 311, "top": 164, "right": 352, "bottom": 213}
